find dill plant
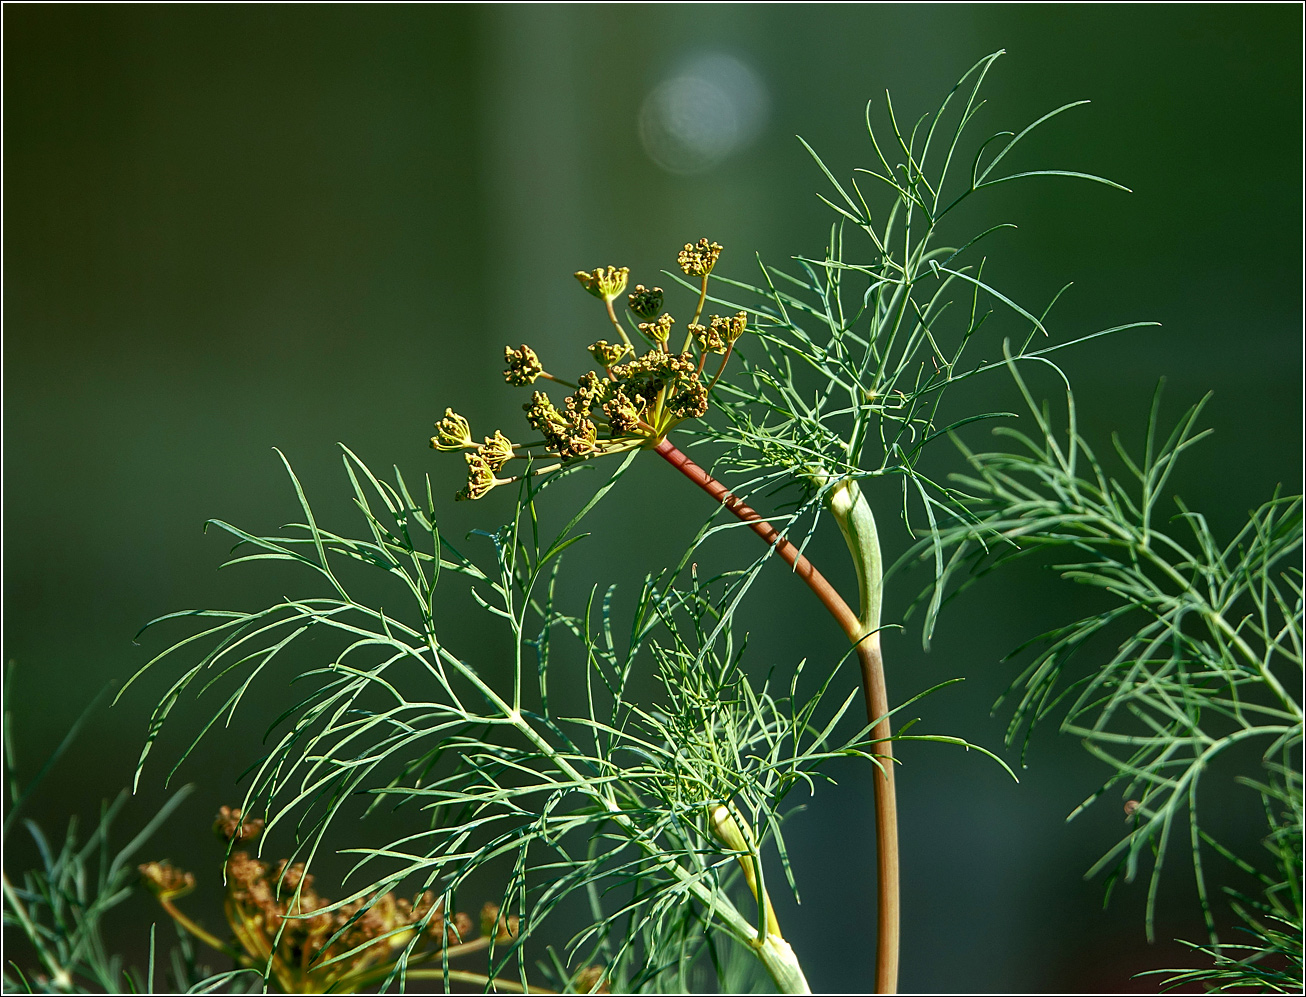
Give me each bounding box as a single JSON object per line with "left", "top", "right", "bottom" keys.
{"left": 916, "top": 364, "right": 1303, "bottom": 992}
{"left": 97, "top": 49, "right": 1300, "bottom": 995}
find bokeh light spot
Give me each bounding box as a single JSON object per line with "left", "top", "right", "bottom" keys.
{"left": 638, "top": 53, "right": 770, "bottom": 175}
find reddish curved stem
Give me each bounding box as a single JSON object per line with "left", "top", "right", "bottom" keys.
{"left": 653, "top": 440, "right": 860, "bottom": 635}
{"left": 654, "top": 438, "right": 899, "bottom": 994}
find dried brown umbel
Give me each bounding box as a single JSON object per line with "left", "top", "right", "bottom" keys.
{"left": 142, "top": 807, "right": 539, "bottom": 995}
{"left": 213, "top": 805, "right": 263, "bottom": 843}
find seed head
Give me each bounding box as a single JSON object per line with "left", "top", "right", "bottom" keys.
{"left": 572, "top": 371, "right": 609, "bottom": 412}
{"left": 478, "top": 431, "right": 515, "bottom": 472}
{"left": 503, "top": 344, "right": 544, "bottom": 386}
{"left": 588, "top": 339, "right": 631, "bottom": 367}
{"left": 712, "top": 310, "right": 748, "bottom": 343}
{"left": 690, "top": 322, "right": 724, "bottom": 354}
{"left": 449, "top": 910, "right": 474, "bottom": 945}
{"left": 456, "top": 452, "right": 499, "bottom": 501}
{"left": 431, "top": 408, "right": 473, "bottom": 451}
{"left": 480, "top": 901, "right": 519, "bottom": 941}
{"left": 524, "top": 390, "right": 567, "bottom": 433}
{"left": 574, "top": 266, "right": 630, "bottom": 302}
{"left": 603, "top": 389, "right": 641, "bottom": 434}
{"left": 627, "top": 284, "right": 664, "bottom": 320}
{"left": 557, "top": 414, "right": 598, "bottom": 462}
{"left": 668, "top": 380, "right": 708, "bottom": 419}
{"left": 575, "top": 966, "right": 610, "bottom": 994}
{"left": 638, "top": 313, "right": 675, "bottom": 348}
{"left": 677, "top": 238, "right": 723, "bottom": 277}
{"left": 225, "top": 851, "right": 269, "bottom": 896}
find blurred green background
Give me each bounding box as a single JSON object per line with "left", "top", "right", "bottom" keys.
{"left": 4, "top": 5, "right": 1301, "bottom": 992}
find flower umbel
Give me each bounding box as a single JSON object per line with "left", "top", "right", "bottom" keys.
{"left": 714, "top": 311, "right": 748, "bottom": 343}
{"left": 574, "top": 265, "right": 630, "bottom": 302}
{"left": 433, "top": 241, "right": 744, "bottom": 498}
{"left": 677, "top": 238, "right": 723, "bottom": 277}
{"left": 627, "top": 284, "right": 664, "bottom": 319}
{"left": 638, "top": 313, "right": 675, "bottom": 349}
{"left": 503, "top": 344, "right": 545, "bottom": 386}
{"left": 589, "top": 339, "right": 631, "bottom": 367}
{"left": 457, "top": 452, "right": 508, "bottom": 501}
{"left": 478, "top": 430, "right": 515, "bottom": 471}
{"left": 430, "top": 408, "right": 473, "bottom": 451}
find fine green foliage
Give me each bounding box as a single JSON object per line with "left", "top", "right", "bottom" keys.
{"left": 1, "top": 681, "right": 223, "bottom": 994}
{"left": 677, "top": 50, "right": 1152, "bottom": 642}
{"left": 922, "top": 357, "right": 1303, "bottom": 989}
{"left": 124, "top": 445, "right": 973, "bottom": 991}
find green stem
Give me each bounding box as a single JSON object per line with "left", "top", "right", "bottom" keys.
{"left": 680, "top": 275, "right": 711, "bottom": 353}
{"left": 692, "top": 275, "right": 709, "bottom": 327}
{"left": 754, "top": 935, "right": 809, "bottom": 995}
{"left": 654, "top": 441, "right": 898, "bottom": 994}
{"left": 2, "top": 873, "right": 74, "bottom": 990}
{"left": 604, "top": 298, "right": 635, "bottom": 353}
{"left": 826, "top": 479, "right": 899, "bottom": 996}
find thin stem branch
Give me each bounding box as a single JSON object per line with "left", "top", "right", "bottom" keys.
{"left": 680, "top": 275, "right": 711, "bottom": 353}
{"left": 158, "top": 898, "right": 249, "bottom": 965}
{"left": 413, "top": 609, "right": 811, "bottom": 993}
{"left": 401, "top": 968, "right": 555, "bottom": 993}
{"left": 654, "top": 438, "right": 900, "bottom": 994}
{"left": 540, "top": 372, "right": 578, "bottom": 389}
{"left": 692, "top": 275, "right": 709, "bottom": 327}
{"left": 705, "top": 342, "right": 736, "bottom": 396}
{"left": 604, "top": 298, "right": 635, "bottom": 352}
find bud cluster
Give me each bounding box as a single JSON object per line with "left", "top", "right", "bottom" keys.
{"left": 503, "top": 344, "right": 544, "bottom": 386}
{"left": 433, "top": 239, "right": 749, "bottom": 499}
{"left": 677, "top": 238, "right": 723, "bottom": 277}
{"left": 223, "top": 850, "right": 472, "bottom": 986}
{"left": 574, "top": 265, "right": 630, "bottom": 301}
{"left": 627, "top": 284, "right": 664, "bottom": 319}
{"left": 637, "top": 313, "right": 675, "bottom": 349}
